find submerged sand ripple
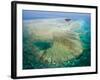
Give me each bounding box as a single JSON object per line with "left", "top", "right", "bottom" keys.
{"left": 23, "top": 18, "right": 83, "bottom": 65}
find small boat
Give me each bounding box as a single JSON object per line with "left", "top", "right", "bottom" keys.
{"left": 65, "top": 19, "right": 71, "bottom": 22}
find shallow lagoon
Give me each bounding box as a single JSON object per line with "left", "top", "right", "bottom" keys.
{"left": 23, "top": 18, "right": 91, "bottom": 69}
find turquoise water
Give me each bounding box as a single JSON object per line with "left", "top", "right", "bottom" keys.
{"left": 33, "top": 41, "right": 53, "bottom": 50}
{"left": 23, "top": 19, "right": 91, "bottom": 69}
